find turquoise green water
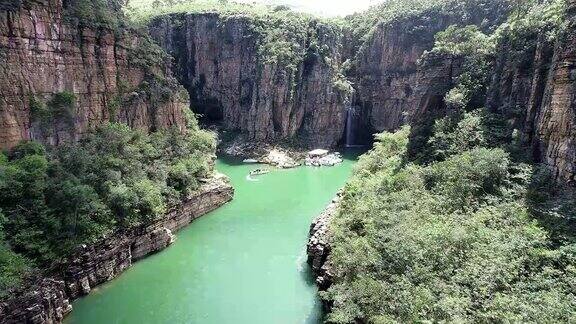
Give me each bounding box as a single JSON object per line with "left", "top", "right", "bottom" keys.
{"left": 64, "top": 151, "right": 360, "bottom": 324}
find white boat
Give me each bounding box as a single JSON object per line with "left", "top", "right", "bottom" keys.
{"left": 249, "top": 168, "right": 270, "bottom": 176}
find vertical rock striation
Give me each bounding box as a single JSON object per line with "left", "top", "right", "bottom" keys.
{"left": 354, "top": 17, "right": 450, "bottom": 134}
{"left": 0, "top": 0, "right": 187, "bottom": 149}
{"left": 486, "top": 2, "right": 576, "bottom": 183}
{"left": 148, "top": 13, "right": 348, "bottom": 148}
{"left": 534, "top": 26, "right": 576, "bottom": 182}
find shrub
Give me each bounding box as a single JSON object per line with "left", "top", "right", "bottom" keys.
{"left": 326, "top": 124, "right": 576, "bottom": 322}
{"left": 0, "top": 120, "right": 216, "bottom": 295}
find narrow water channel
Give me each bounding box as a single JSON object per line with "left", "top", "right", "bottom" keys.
{"left": 64, "top": 151, "right": 361, "bottom": 324}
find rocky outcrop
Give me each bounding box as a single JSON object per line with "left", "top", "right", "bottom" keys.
{"left": 307, "top": 194, "right": 341, "bottom": 290}
{"left": 0, "top": 278, "right": 72, "bottom": 324}
{"left": 0, "top": 175, "right": 234, "bottom": 324}
{"left": 0, "top": 0, "right": 187, "bottom": 150}
{"left": 148, "top": 13, "right": 348, "bottom": 148}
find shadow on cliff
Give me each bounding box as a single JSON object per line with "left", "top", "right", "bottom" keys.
{"left": 526, "top": 167, "right": 576, "bottom": 246}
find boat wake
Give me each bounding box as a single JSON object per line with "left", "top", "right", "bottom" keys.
{"left": 246, "top": 174, "right": 259, "bottom": 182}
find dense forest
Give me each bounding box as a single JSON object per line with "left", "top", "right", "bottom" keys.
{"left": 323, "top": 0, "right": 576, "bottom": 322}
{"left": 0, "top": 116, "right": 215, "bottom": 297}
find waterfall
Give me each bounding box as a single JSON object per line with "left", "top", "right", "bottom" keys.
{"left": 344, "top": 91, "right": 363, "bottom": 148}
{"left": 345, "top": 106, "right": 356, "bottom": 147}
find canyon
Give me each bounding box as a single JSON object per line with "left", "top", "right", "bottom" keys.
{"left": 146, "top": 2, "right": 574, "bottom": 182}
{"left": 0, "top": 0, "right": 575, "bottom": 323}
{"left": 1, "top": 0, "right": 574, "bottom": 182}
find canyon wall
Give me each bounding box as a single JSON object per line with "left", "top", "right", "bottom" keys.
{"left": 145, "top": 3, "right": 509, "bottom": 148}
{"left": 486, "top": 17, "right": 576, "bottom": 182}
{"left": 148, "top": 13, "right": 348, "bottom": 148}
{"left": 0, "top": 175, "right": 234, "bottom": 324}
{"left": 2, "top": 1, "right": 573, "bottom": 181}
{"left": 0, "top": 0, "right": 187, "bottom": 150}
{"left": 353, "top": 17, "right": 453, "bottom": 135}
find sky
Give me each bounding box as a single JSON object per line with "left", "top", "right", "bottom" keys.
{"left": 234, "top": 0, "right": 382, "bottom": 16}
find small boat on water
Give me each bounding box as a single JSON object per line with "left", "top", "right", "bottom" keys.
{"left": 249, "top": 168, "right": 270, "bottom": 176}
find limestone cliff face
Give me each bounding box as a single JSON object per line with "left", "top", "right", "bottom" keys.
{"left": 352, "top": 1, "right": 509, "bottom": 136}
{"left": 0, "top": 0, "right": 187, "bottom": 150}
{"left": 486, "top": 3, "right": 576, "bottom": 183}
{"left": 358, "top": 4, "right": 575, "bottom": 183}
{"left": 534, "top": 26, "right": 576, "bottom": 183}
{"left": 149, "top": 13, "right": 347, "bottom": 148}
{"left": 354, "top": 18, "right": 449, "bottom": 134}
{"left": 0, "top": 175, "right": 234, "bottom": 324}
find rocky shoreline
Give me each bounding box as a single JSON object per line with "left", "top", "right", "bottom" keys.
{"left": 219, "top": 133, "right": 345, "bottom": 169}
{"left": 0, "top": 174, "right": 234, "bottom": 324}
{"left": 307, "top": 193, "right": 341, "bottom": 291}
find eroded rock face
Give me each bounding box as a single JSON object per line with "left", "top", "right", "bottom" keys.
{"left": 307, "top": 194, "right": 341, "bottom": 290}
{"left": 533, "top": 27, "right": 576, "bottom": 183}
{"left": 0, "top": 278, "right": 72, "bottom": 324}
{"left": 486, "top": 4, "right": 576, "bottom": 183}
{"left": 0, "top": 0, "right": 187, "bottom": 150}
{"left": 354, "top": 20, "right": 444, "bottom": 134}
{"left": 0, "top": 175, "right": 234, "bottom": 324}
{"left": 148, "top": 13, "right": 347, "bottom": 148}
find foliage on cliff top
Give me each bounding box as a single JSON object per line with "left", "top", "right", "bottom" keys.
{"left": 127, "top": 0, "right": 343, "bottom": 73}
{"left": 0, "top": 119, "right": 216, "bottom": 295}
{"left": 491, "top": 0, "right": 569, "bottom": 57}
{"left": 343, "top": 0, "right": 511, "bottom": 54}
{"left": 63, "top": 0, "right": 126, "bottom": 30}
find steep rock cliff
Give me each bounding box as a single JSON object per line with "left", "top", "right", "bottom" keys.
{"left": 354, "top": 17, "right": 451, "bottom": 134}
{"left": 357, "top": 0, "right": 575, "bottom": 183}
{"left": 148, "top": 13, "right": 348, "bottom": 148}
{"left": 0, "top": 175, "right": 234, "bottom": 324}
{"left": 0, "top": 0, "right": 187, "bottom": 149}
{"left": 535, "top": 24, "right": 576, "bottom": 182}
{"left": 486, "top": 2, "right": 575, "bottom": 183}
{"left": 352, "top": 1, "right": 510, "bottom": 137}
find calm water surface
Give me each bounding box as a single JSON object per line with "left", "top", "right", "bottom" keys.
{"left": 65, "top": 150, "right": 361, "bottom": 324}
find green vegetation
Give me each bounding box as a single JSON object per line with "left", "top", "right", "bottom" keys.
{"left": 326, "top": 114, "right": 576, "bottom": 322}
{"left": 427, "top": 25, "right": 496, "bottom": 111}
{"left": 29, "top": 92, "right": 77, "bottom": 136}
{"left": 47, "top": 92, "right": 76, "bottom": 125}
{"left": 0, "top": 120, "right": 215, "bottom": 295}
{"left": 63, "top": 0, "right": 125, "bottom": 30}
{"left": 127, "top": 0, "right": 343, "bottom": 88}
{"left": 0, "top": 207, "right": 30, "bottom": 298}
{"left": 324, "top": 0, "right": 575, "bottom": 322}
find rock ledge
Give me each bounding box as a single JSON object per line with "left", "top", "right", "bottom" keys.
{"left": 0, "top": 174, "right": 234, "bottom": 324}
